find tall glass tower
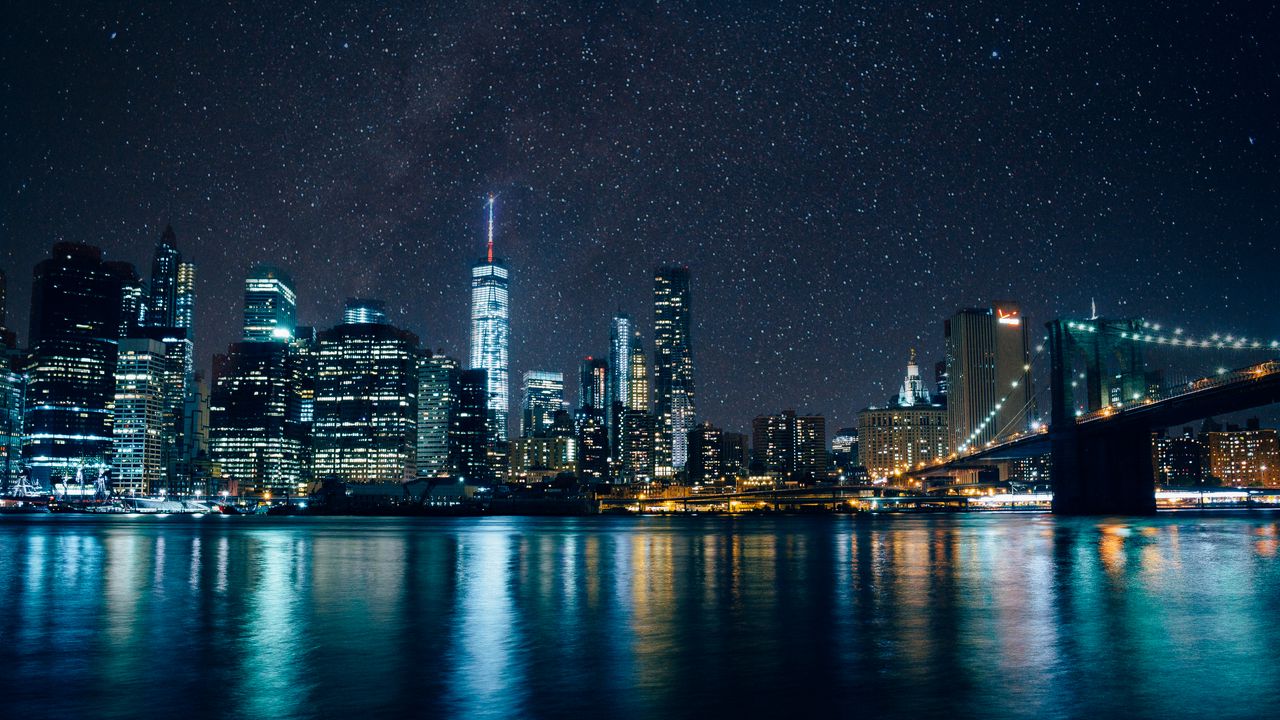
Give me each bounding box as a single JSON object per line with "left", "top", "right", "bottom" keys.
{"left": 654, "top": 266, "right": 695, "bottom": 476}
{"left": 147, "top": 225, "right": 180, "bottom": 328}
{"left": 243, "top": 265, "right": 297, "bottom": 341}
{"left": 469, "top": 194, "right": 510, "bottom": 443}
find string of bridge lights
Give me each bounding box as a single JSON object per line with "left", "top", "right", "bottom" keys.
{"left": 1065, "top": 320, "right": 1280, "bottom": 350}
{"left": 956, "top": 337, "right": 1048, "bottom": 455}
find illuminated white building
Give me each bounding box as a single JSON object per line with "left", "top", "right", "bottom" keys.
{"left": 469, "top": 195, "right": 510, "bottom": 443}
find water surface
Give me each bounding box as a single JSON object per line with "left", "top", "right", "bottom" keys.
{"left": 1, "top": 513, "right": 1278, "bottom": 719}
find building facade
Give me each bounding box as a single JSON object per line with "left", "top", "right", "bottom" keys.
{"left": 654, "top": 266, "right": 695, "bottom": 476}
{"left": 112, "top": 339, "right": 168, "bottom": 496}
{"left": 417, "top": 354, "right": 459, "bottom": 477}
{"left": 1205, "top": 423, "right": 1280, "bottom": 487}
{"left": 521, "top": 370, "right": 563, "bottom": 438}
{"left": 243, "top": 265, "right": 297, "bottom": 341}
{"left": 859, "top": 353, "right": 949, "bottom": 482}
{"left": 312, "top": 302, "right": 420, "bottom": 485}
{"left": 469, "top": 195, "right": 510, "bottom": 443}
{"left": 944, "top": 304, "right": 1033, "bottom": 454}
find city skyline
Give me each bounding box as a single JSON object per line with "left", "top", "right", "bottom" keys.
{"left": 5, "top": 4, "right": 1276, "bottom": 439}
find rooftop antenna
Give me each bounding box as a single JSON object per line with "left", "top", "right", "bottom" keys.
{"left": 486, "top": 193, "right": 495, "bottom": 263}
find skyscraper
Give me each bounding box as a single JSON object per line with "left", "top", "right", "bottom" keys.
{"left": 451, "top": 369, "right": 491, "bottom": 483}
{"left": 417, "top": 354, "right": 459, "bottom": 478}
{"left": 147, "top": 225, "right": 181, "bottom": 328}
{"left": 112, "top": 339, "right": 168, "bottom": 496}
{"left": 209, "top": 341, "right": 305, "bottom": 497}
{"left": 751, "top": 410, "right": 828, "bottom": 482}
{"left": 312, "top": 299, "right": 420, "bottom": 485}
{"left": 24, "top": 243, "right": 132, "bottom": 490}
{"left": 175, "top": 261, "right": 196, "bottom": 331}
{"left": 469, "top": 194, "right": 510, "bottom": 443}
{"left": 578, "top": 356, "right": 608, "bottom": 415}
{"left": 944, "top": 304, "right": 1033, "bottom": 453}
{"left": 686, "top": 421, "right": 723, "bottom": 485}
{"left": 243, "top": 265, "right": 297, "bottom": 341}
{"left": 654, "top": 266, "right": 695, "bottom": 476}
{"left": 0, "top": 365, "right": 23, "bottom": 494}
{"left": 521, "top": 370, "right": 563, "bottom": 438}
{"left": 627, "top": 330, "right": 650, "bottom": 411}
{"left": 608, "top": 314, "right": 631, "bottom": 447}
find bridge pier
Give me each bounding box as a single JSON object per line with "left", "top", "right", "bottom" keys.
{"left": 1051, "top": 424, "right": 1156, "bottom": 515}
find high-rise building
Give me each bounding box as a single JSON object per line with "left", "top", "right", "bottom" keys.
{"left": 686, "top": 421, "right": 722, "bottom": 485}
{"left": 654, "top": 266, "right": 695, "bottom": 476}
{"left": 312, "top": 300, "right": 419, "bottom": 485}
{"left": 113, "top": 262, "right": 146, "bottom": 338}
{"left": 209, "top": 341, "right": 305, "bottom": 497}
{"left": 243, "top": 265, "right": 297, "bottom": 341}
{"left": 627, "top": 330, "right": 650, "bottom": 411}
{"left": 342, "top": 298, "right": 387, "bottom": 325}
{"left": 1153, "top": 427, "right": 1203, "bottom": 486}
{"left": 576, "top": 412, "right": 609, "bottom": 484}
{"left": 608, "top": 314, "right": 632, "bottom": 446}
{"left": 859, "top": 352, "right": 949, "bottom": 482}
{"left": 147, "top": 226, "right": 181, "bottom": 328}
{"left": 944, "top": 304, "right": 1033, "bottom": 453}
{"left": 176, "top": 261, "right": 196, "bottom": 331}
{"left": 618, "top": 408, "right": 654, "bottom": 483}
{"left": 0, "top": 366, "right": 23, "bottom": 493}
{"left": 24, "top": 243, "right": 133, "bottom": 490}
{"left": 1205, "top": 420, "right": 1280, "bottom": 487}
{"left": 417, "top": 354, "right": 459, "bottom": 477}
{"left": 112, "top": 339, "right": 168, "bottom": 496}
{"left": 521, "top": 370, "right": 563, "bottom": 438}
{"left": 451, "top": 369, "right": 491, "bottom": 483}
{"left": 751, "top": 412, "right": 794, "bottom": 478}
{"left": 509, "top": 433, "right": 577, "bottom": 484}
{"left": 139, "top": 328, "right": 196, "bottom": 496}
{"left": 579, "top": 356, "right": 608, "bottom": 414}
{"left": 795, "top": 415, "right": 827, "bottom": 480}
{"left": 719, "top": 431, "right": 749, "bottom": 480}
{"left": 469, "top": 195, "right": 510, "bottom": 443}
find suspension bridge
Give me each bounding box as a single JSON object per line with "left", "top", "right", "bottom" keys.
{"left": 911, "top": 316, "right": 1280, "bottom": 515}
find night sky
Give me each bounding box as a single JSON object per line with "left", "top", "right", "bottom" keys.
{"left": 3, "top": 2, "right": 1278, "bottom": 436}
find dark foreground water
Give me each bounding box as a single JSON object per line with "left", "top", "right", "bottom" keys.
{"left": 2, "top": 514, "right": 1280, "bottom": 720}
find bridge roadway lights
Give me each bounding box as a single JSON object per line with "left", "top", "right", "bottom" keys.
{"left": 1051, "top": 423, "right": 1157, "bottom": 516}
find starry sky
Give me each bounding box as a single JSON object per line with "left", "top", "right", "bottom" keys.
{"left": 2, "top": 2, "right": 1278, "bottom": 436}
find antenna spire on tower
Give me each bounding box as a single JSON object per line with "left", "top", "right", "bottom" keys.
{"left": 486, "top": 193, "right": 495, "bottom": 263}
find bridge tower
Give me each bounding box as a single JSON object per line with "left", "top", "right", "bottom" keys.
{"left": 1048, "top": 318, "right": 1156, "bottom": 515}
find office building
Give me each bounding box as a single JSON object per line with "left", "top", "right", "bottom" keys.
{"left": 859, "top": 351, "right": 949, "bottom": 482}
{"left": 686, "top": 421, "right": 722, "bottom": 485}
{"left": 577, "top": 411, "right": 609, "bottom": 483}
{"left": 654, "top": 266, "right": 695, "bottom": 476}
{"left": 831, "top": 427, "right": 860, "bottom": 473}
{"left": 509, "top": 434, "right": 577, "bottom": 484}
{"left": 176, "top": 261, "right": 196, "bottom": 331}
{"left": 608, "top": 314, "right": 632, "bottom": 444}
{"left": 1153, "top": 427, "right": 1203, "bottom": 486}
{"left": 243, "top": 265, "right": 297, "bottom": 341}
{"left": 944, "top": 304, "right": 1033, "bottom": 453}
{"left": 521, "top": 370, "right": 563, "bottom": 438}
{"left": 718, "top": 432, "right": 749, "bottom": 480}
{"left": 312, "top": 300, "right": 420, "bottom": 485}
{"left": 469, "top": 195, "right": 510, "bottom": 443}
{"left": 451, "top": 369, "right": 491, "bottom": 483}
{"left": 112, "top": 339, "right": 168, "bottom": 496}
{"left": 579, "top": 356, "right": 608, "bottom": 415}
{"left": 417, "top": 354, "right": 459, "bottom": 477}
{"left": 147, "top": 226, "right": 181, "bottom": 328}
{"left": 208, "top": 341, "right": 305, "bottom": 497}
{"left": 0, "top": 366, "right": 23, "bottom": 493}
{"left": 618, "top": 409, "right": 654, "bottom": 483}
{"left": 23, "top": 243, "right": 132, "bottom": 490}
{"left": 627, "top": 330, "right": 650, "bottom": 411}
{"left": 749, "top": 411, "right": 826, "bottom": 482}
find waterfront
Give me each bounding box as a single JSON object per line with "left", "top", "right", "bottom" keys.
{"left": 2, "top": 514, "right": 1280, "bottom": 719}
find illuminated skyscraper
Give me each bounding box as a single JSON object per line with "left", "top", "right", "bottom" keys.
{"left": 112, "top": 339, "right": 168, "bottom": 496}
{"left": 579, "top": 356, "right": 608, "bottom": 415}
{"left": 452, "top": 369, "right": 491, "bottom": 482}
{"left": 147, "top": 226, "right": 180, "bottom": 328}
{"left": 627, "top": 330, "right": 650, "bottom": 411}
{"left": 24, "top": 243, "right": 133, "bottom": 490}
{"left": 0, "top": 366, "right": 23, "bottom": 493}
{"left": 608, "top": 314, "right": 631, "bottom": 447}
{"left": 175, "top": 261, "right": 196, "bottom": 331}
{"left": 859, "top": 352, "right": 949, "bottom": 482}
{"left": 521, "top": 370, "right": 563, "bottom": 438}
{"left": 417, "top": 354, "right": 459, "bottom": 477}
{"left": 312, "top": 300, "right": 420, "bottom": 485}
{"left": 654, "top": 266, "right": 695, "bottom": 475}
{"left": 243, "top": 265, "right": 297, "bottom": 341}
{"left": 469, "top": 195, "right": 509, "bottom": 443}
{"left": 944, "top": 303, "right": 1033, "bottom": 453}
{"left": 209, "top": 341, "right": 304, "bottom": 497}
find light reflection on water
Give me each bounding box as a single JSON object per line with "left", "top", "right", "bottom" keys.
{"left": 1, "top": 514, "right": 1279, "bottom": 719}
